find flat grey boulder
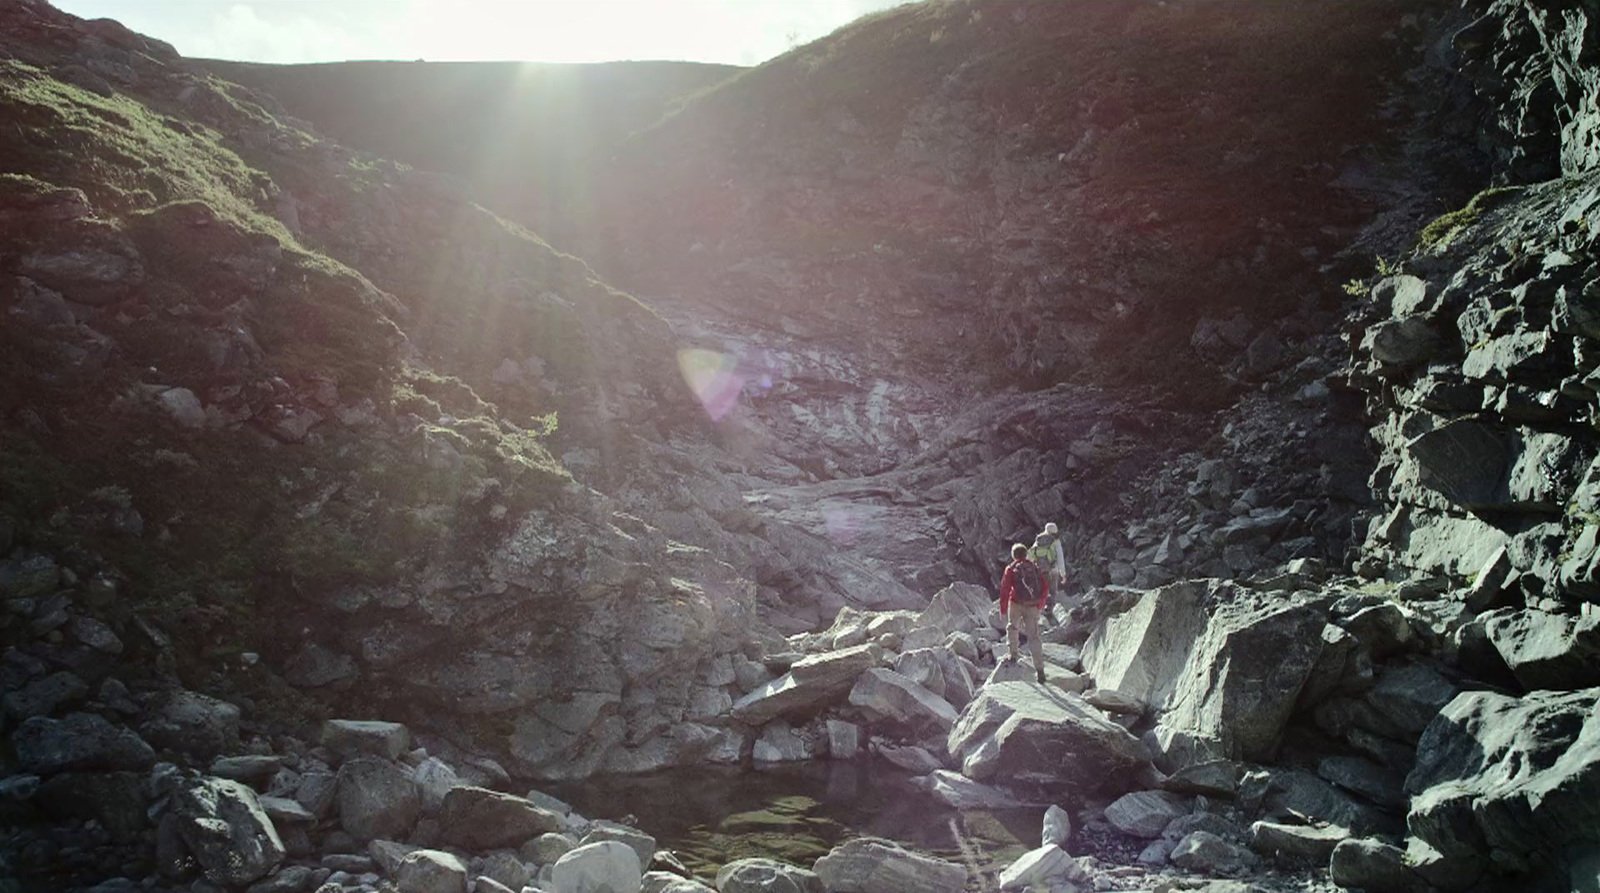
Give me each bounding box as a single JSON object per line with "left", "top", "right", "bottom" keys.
{"left": 812, "top": 837, "right": 965, "bottom": 893}
{"left": 439, "top": 785, "right": 564, "bottom": 850}
{"left": 731, "top": 644, "right": 882, "bottom": 725}
{"left": 643, "top": 871, "right": 715, "bottom": 893}
{"left": 322, "top": 719, "right": 410, "bottom": 761}
{"left": 1104, "top": 790, "right": 1189, "bottom": 838}
{"left": 1248, "top": 821, "right": 1349, "bottom": 863}
{"left": 1406, "top": 687, "right": 1600, "bottom": 877}
{"left": 1483, "top": 609, "right": 1600, "bottom": 690}
{"left": 984, "top": 659, "right": 1087, "bottom": 693}
{"left": 13, "top": 713, "right": 155, "bottom": 774}
{"left": 335, "top": 757, "right": 420, "bottom": 841}
{"left": 581, "top": 818, "right": 657, "bottom": 867}
{"left": 1169, "top": 830, "right": 1255, "bottom": 874}
{"left": 170, "top": 775, "right": 285, "bottom": 886}
{"left": 946, "top": 681, "right": 1149, "bottom": 797}
{"left": 1328, "top": 838, "right": 1423, "bottom": 893}
{"left": 716, "top": 857, "right": 824, "bottom": 893}
{"left": 396, "top": 849, "right": 468, "bottom": 893}
{"left": 847, "top": 668, "right": 957, "bottom": 730}
{"left": 551, "top": 841, "right": 641, "bottom": 893}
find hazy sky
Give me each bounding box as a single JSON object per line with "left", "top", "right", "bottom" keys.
{"left": 51, "top": 0, "right": 909, "bottom": 66}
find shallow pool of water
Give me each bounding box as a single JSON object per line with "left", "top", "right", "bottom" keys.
{"left": 552, "top": 759, "right": 1046, "bottom": 882}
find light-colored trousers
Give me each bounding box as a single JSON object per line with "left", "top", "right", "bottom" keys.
{"left": 1007, "top": 601, "right": 1045, "bottom": 670}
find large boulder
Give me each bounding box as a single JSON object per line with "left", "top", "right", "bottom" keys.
{"left": 36, "top": 771, "right": 146, "bottom": 842}
{"left": 715, "top": 858, "right": 824, "bottom": 893}
{"left": 550, "top": 841, "right": 642, "bottom": 893}
{"left": 996, "top": 844, "right": 1086, "bottom": 891}
{"left": 1084, "top": 582, "right": 1328, "bottom": 765}
{"left": 731, "top": 644, "right": 882, "bottom": 724}
{"left": 1482, "top": 609, "right": 1600, "bottom": 690}
{"left": 946, "top": 681, "right": 1149, "bottom": 797}
{"left": 169, "top": 775, "right": 285, "bottom": 886}
{"left": 336, "top": 757, "right": 421, "bottom": 841}
{"left": 1404, "top": 687, "right": 1600, "bottom": 889}
{"left": 812, "top": 837, "right": 966, "bottom": 893}
{"left": 12, "top": 712, "right": 155, "bottom": 773}
{"left": 140, "top": 690, "right": 240, "bottom": 758}
{"left": 396, "top": 849, "right": 468, "bottom": 893}
{"left": 847, "top": 668, "right": 957, "bottom": 731}
{"left": 438, "top": 786, "right": 564, "bottom": 850}
{"left": 1103, "top": 790, "right": 1189, "bottom": 838}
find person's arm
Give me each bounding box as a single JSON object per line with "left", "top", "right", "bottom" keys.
{"left": 999, "top": 565, "right": 1014, "bottom": 615}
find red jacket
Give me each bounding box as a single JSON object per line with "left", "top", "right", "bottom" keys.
{"left": 999, "top": 558, "right": 1048, "bottom": 615}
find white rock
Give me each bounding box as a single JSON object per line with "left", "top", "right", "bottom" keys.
{"left": 550, "top": 841, "right": 641, "bottom": 893}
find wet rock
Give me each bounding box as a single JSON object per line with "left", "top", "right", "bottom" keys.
{"left": 438, "top": 786, "right": 563, "bottom": 850}
{"left": 947, "top": 681, "right": 1148, "bottom": 797}
{"left": 716, "top": 858, "right": 824, "bottom": 893}
{"left": 812, "top": 836, "right": 966, "bottom": 893}
{"left": 335, "top": 757, "right": 420, "bottom": 841}
{"left": 1104, "top": 790, "right": 1189, "bottom": 839}
{"left": 551, "top": 841, "right": 642, "bottom": 893}
{"left": 395, "top": 849, "right": 467, "bottom": 893}
{"left": 847, "top": 668, "right": 957, "bottom": 730}
{"left": 996, "top": 843, "right": 1086, "bottom": 891}
{"left": 170, "top": 774, "right": 286, "bottom": 886}
{"left": 322, "top": 719, "right": 410, "bottom": 761}
{"left": 141, "top": 689, "right": 240, "bottom": 758}
{"left": 13, "top": 712, "right": 155, "bottom": 773}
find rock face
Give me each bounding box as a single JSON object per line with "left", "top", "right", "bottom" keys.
{"left": 438, "top": 786, "right": 564, "bottom": 850}
{"left": 1404, "top": 687, "right": 1600, "bottom": 889}
{"left": 946, "top": 681, "right": 1149, "bottom": 797}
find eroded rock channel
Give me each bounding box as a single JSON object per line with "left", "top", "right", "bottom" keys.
{"left": 4, "top": 0, "right": 1600, "bottom": 892}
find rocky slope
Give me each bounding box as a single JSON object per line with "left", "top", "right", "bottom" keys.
{"left": 6, "top": 0, "right": 1600, "bottom": 892}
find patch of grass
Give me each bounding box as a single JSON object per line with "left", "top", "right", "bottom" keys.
{"left": 1416, "top": 186, "right": 1524, "bottom": 252}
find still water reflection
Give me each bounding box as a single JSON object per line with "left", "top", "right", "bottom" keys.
{"left": 553, "top": 759, "right": 1045, "bottom": 881}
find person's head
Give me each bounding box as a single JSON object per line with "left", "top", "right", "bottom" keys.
{"left": 1045, "top": 522, "right": 1059, "bottom": 536}
{"left": 1011, "top": 543, "right": 1028, "bottom": 560}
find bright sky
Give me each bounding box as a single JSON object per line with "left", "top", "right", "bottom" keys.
{"left": 51, "top": 0, "right": 909, "bottom": 66}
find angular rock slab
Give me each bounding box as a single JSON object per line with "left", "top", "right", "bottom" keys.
{"left": 170, "top": 775, "right": 285, "bottom": 886}
{"left": 396, "top": 849, "right": 469, "bottom": 893}
{"left": 12, "top": 712, "right": 155, "bottom": 774}
{"left": 731, "top": 644, "right": 881, "bottom": 725}
{"left": 322, "top": 719, "right": 411, "bottom": 761}
{"left": 1104, "top": 790, "right": 1189, "bottom": 838}
{"left": 847, "top": 668, "right": 957, "bottom": 730}
{"left": 1406, "top": 687, "right": 1600, "bottom": 874}
{"left": 813, "top": 837, "right": 966, "bottom": 893}
{"left": 946, "top": 681, "right": 1149, "bottom": 797}
{"left": 997, "top": 844, "right": 1085, "bottom": 891}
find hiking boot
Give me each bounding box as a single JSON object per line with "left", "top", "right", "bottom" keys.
{"left": 1036, "top": 668, "right": 1047, "bottom": 684}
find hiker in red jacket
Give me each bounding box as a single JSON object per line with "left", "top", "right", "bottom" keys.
{"left": 999, "top": 542, "right": 1049, "bottom": 683}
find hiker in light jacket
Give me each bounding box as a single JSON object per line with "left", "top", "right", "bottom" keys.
{"left": 999, "top": 542, "right": 1049, "bottom": 683}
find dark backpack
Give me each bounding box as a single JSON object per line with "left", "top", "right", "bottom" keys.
{"left": 1011, "top": 558, "right": 1042, "bottom": 603}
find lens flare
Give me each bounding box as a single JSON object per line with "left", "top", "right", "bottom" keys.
{"left": 677, "top": 348, "right": 745, "bottom": 421}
